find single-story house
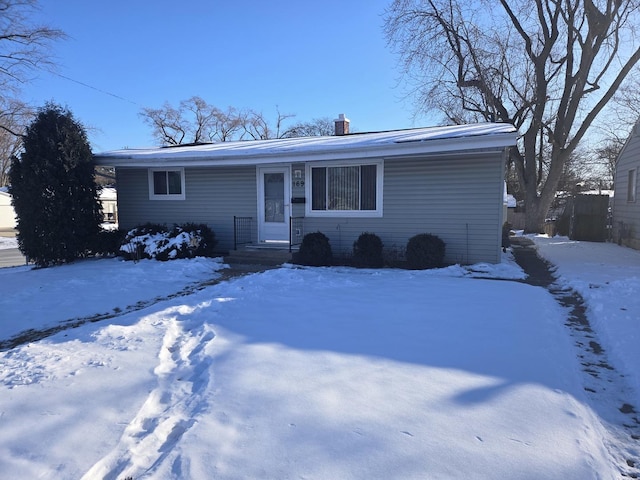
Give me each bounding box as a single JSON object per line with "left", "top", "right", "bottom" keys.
{"left": 0, "top": 189, "right": 17, "bottom": 230}
{"left": 613, "top": 119, "right": 640, "bottom": 249}
{"left": 94, "top": 118, "right": 518, "bottom": 264}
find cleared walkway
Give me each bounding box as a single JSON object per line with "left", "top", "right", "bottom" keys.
{"left": 510, "top": 236, "right": 640, "bottom": 478}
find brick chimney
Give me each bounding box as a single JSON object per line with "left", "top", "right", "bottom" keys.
{"left": 334, "top": 113, "right": 350, "bottom": 136}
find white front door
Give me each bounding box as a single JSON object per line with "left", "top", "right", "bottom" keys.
{"left": 258, "top": 166, "right": 290, "bottom": 243}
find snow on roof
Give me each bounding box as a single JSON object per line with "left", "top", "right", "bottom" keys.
{"left": 94, "top": 123, "right": 518, "bottom": 167}
{"left": 99, "top": 187, "right": 117, "bottom": 201}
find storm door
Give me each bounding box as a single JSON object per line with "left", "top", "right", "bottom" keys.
{"left": 257, "top": 167, "right": 290, "bottom": 243}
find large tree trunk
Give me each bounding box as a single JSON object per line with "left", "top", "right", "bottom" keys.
{"left": 521, "top": 146, "right": 567, "bottom": 233}
{"left": 523, "top": 195, "right": 552, "bottom": 233}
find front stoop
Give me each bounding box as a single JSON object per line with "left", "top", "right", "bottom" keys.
{"left": 224, "top": 244, "right": 296, "bottom": 267}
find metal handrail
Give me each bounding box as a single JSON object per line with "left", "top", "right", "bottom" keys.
{"left": 233, "top": 216, "right": 253, "bottom": 250}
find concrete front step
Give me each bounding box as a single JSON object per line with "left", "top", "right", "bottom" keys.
{"left": 224, "top": 247, "right": 295, "bottom": 267}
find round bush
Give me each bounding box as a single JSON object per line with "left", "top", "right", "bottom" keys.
{"left": 406, "top": 233, "right": 446, "bottom": 269}
{"left": 296, "top": 231, "right": 333, "bottom": 266}
{"left": 352, "top": 232, "right": 384, "bottom": 268}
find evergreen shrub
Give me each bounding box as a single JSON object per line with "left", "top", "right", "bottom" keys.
{"left": 9, "top": 104, "right": 102, "bottom": 267}
{"left": 352, "top": 232, "right": 384, "bottom": 268}
{"left": 405, "top": 233, "right": 446, "bottom": 269}
{"left": 93, "top": 229, "right": 126, "bottom": 256}
{"left": 120, "top": 223, "right": 217, "bottom": 261}
{"left": 295, "top": 231, "right": 333, "bottom": 266}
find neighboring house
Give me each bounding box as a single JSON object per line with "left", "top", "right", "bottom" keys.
{"left": 94, "top": 118, "right": 518, "bottom": 264}
{"left": 613, "top": 120, "right": 640, "bottom": 250}
{"left": 0, "top": 189, "right": 16, "bottom": 230}
{"left": 99, "top": 187, "right": 118, "bottom": 224}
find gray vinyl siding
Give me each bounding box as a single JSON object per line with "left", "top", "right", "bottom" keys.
{"left": 115, "top": 151, "right": 505, "bottom": 263}
{"left": 613, "top": 126, "right": 640, "bottom": 250}
{"left": 116, "top": 166, "right": 256, "bottom": 251}
{"left": 303, "top": 153, "right": 505, "bottom": 264}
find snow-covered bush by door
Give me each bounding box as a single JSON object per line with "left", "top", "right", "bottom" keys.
{"left": 120, "top": 223, "right": 217, "bottom": 261}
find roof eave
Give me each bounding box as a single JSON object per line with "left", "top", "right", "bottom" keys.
{"left": 93, "top": 131, "right": 518, "bottom": 168}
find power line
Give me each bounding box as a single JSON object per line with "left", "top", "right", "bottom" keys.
{"left": 42, "top": 68, "right": 139, "bottom": 106}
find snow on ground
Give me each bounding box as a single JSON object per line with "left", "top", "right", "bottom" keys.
{"left": 0, "top": 257, "right": 225, "bottom": 340}
{"left": 533, "top": 235, "right": 640, "bottom": 405}
{"left": 0, "top": 245, "right": 636, "bottom": 479}
{"left": 0, "top": 236, "right": 18, "bottom": 250}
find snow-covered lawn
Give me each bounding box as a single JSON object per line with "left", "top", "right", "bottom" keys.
{"left": 0, "top": 239, "right": 638, "bottom": 479}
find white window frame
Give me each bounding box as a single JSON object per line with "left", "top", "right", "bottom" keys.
{"left": 305, "top": 160, "right": 383, "bottom": 218}
{"left": 148, "top": 168, "right": 186, "bottom": 200}
{"left": 628, "top": 168, "right": 637, "bottom": 203}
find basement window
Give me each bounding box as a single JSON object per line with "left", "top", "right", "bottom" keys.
{"left": 148, "top": 168, "right": 185, "bottom": 200}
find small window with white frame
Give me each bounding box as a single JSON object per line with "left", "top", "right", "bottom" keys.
{"left": 306, "top": 160, "right": 383, "bottom": 217}
{"left": 628, "top": 169, "right": 637, "bottom": 203}
{"left": 148, "top": 168, "right": 185, "bottom": 200}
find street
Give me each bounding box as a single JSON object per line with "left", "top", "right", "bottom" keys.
{"left": 0, "top": 248, "right": 27, "bottom": 268}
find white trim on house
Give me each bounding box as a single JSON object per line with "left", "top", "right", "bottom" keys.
{"left": 95, "top": 123, "right": 518, "bottom": 168}
{"left": 304, "top": 159, "right": 384, "bottom": 218}
{"left": 147, "top": 167, "right": 186, "bottom": 200}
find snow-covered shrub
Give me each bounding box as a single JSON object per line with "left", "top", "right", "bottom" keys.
{"left": 405, "top": 233, "right": 445, "bottom": 269}
{"left": 120, "top": 223, "right": 217, "bottom": 261}
{"left": 295, "top": 231, "right": 333, "bottom": 266}
{"left": 352, "top": 232, "right": 384, "bottom": 268}
{"left": 177, "top": 223, "right": 217, "bottom": 257}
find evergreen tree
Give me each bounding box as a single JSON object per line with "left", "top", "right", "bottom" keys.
{"left": 9, "top": 104, "right": 102, "bottom": 267}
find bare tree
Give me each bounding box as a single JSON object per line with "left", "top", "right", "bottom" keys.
{"left": 140, "top": 100, "right": 189, "bottom": 146}
{"left": 141, "top": 97, "right": 250, "bottom": 145}
{"left": 283, "top": 117, "right": 335, "bottom": 138}
{"left": 141, "top": 99, "right": 337, "bottom": 145}
{"left": 0, "top": 0, "right": 64, "bottom": 96}
{"left": 240, "top": 108, "right": 296, "bottom": 140}
{"left": 385, "top": 0, "right": 640, "bottom": 232}
{"left": 0, "top": 98, "right": 32, "bottom": 185}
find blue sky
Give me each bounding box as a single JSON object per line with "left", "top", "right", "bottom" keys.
{"left": 22, "top": 0, "right": 434, "bottom": 152}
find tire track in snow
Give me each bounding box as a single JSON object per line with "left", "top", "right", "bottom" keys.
{"left": 81, "top": 305, "right": 216, "bottom": 480}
